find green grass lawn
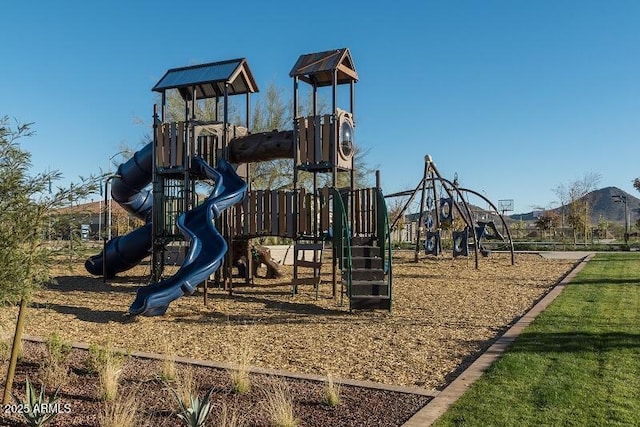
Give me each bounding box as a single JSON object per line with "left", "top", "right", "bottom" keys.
{"left": 434, "top": 253, "right": 640, "bottom": 427}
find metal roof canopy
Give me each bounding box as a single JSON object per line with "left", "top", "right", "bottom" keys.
{"left": 289, "top": 48, "right": 358, "bottom": 87}
{"left": 152, "top": 58, "right": 259, "bottom": 100}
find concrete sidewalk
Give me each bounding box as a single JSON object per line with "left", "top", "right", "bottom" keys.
{"left": 538, "top": 251, "right": 593, "bottom": 260}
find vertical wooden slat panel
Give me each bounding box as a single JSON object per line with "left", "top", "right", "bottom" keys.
{"left": 177, "top": 121, "right": 185, "bottom": 166}
{"left": 321, "top": 187, "right": 330, "bottom": 232}
{"left": 278, "top": 191, "right": 286, "bottom": 237}
{"left": 298, "top": 189, "right": 307, "bottom": 236}
{"left": 306, "top": 193, "right": 313, "bottom": 236}
{"left": 309, "top": 193, "right": 315, "bottom": 237}
{"left": 210, "top": 135, "right": 216, "bottom": 166}
{"left": 307, "top": 117, "right": 316, "bottom": 163}
{"left": 206, "top": 134, "right": 211, "bottom": 161}
{"left": 286, "top": 192, "right": 294, "bottom": 238}
{"left": 201, "top": 135, "right": 207, "bottom": 160}
{"left": 256, "top": 190, "right": 264, "bottom": 233}
{"left": 234, "top": 201, "right": 242, "bottom": 236}
{"left": 298, "top": 118, "right": 308, "bottom": 164}
{"left": 163, "top": 124, "right": 170, "bottom": 167}
{"left": 158, "top": 123, "right": 168, "bottom": 167}
{"left": 155, "top": 124, "right": 162, "bottom": 167}
{"left": 309, "top": 191, "right": 314, "bottom": 236}
{"left": 169, "top": 122, "right": 177, "bottom": 167}
{"left": 241, "top": 196, "right": 249, "bottom": 235}
{"left": 322, "top": 114, "right": 331, "bottom": 164}
{"left": 263, "top": 190, "right": 271, "bottom": 235}
{"left": 263, "top": 190, "right": 268, "bottom": 233}
{"left": 249, "top": 191, "right": 257, "bottom": 235}
{"left": 270, "top": 190, "right": 278, "bottom": 236}
{"left": 313, "top": 115, "right": 321, "bottom": 163}
{"left": 306, "top": 192, "right": 313, "bottom": 236}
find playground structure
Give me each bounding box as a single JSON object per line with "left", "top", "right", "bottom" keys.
{"left": 86, "top": 48, "right": 393, "bottom": 315}
{"left": 385, "top": 155, "right": 515, "bottom": 267}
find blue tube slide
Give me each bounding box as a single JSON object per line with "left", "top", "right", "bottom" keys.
{"left": 129, "top": 158, "right": 247, "bottom": 316}
{"left": 85, "top": 143, "right": 153, "bottom": 278}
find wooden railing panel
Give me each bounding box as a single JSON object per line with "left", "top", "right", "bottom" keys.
{"left": 322, "top": 114, "right": 331, "bottom": 163}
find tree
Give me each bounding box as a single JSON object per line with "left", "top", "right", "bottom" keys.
{"left": 553, "top": 172, "right": 601, "bottom": 245}
{"left": 164, "top": 89, "right": 227, "bottom": 123}
{"left": 248, "top": 83, "right": 294, "bottom": 191}
{"left": 1, "top": 116, "right": 97, "bottom": 403}
{"left": 596, "top": 214, "right": 610, "bottom": 241}
{"left": 510, "top": 219, "right": 527, "bottom": 239}
{"left": 387, "top": 198, "right": 408, "bottom": 241}
{"left": 534, "top": 211, "right": 560, "bottom": 239}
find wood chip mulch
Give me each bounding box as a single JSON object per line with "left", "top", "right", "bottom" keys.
{"left": 1, "top": 251, "right": 576, "bottom": 391}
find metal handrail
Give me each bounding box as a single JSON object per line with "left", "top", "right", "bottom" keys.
{"left": 376, "top": 188, "right": 393, "bottom": 311}
{"left": 331, "top": 188, "right": 352, "bottom": 306}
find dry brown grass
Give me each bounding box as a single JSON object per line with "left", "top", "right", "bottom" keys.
{"left": 174, "top": 365, "right": 197, "bottom": 409}
{"left": 262, "top": 379, "right": 298, "bottom": 427}
{"left": 39, "top": 333, "right": 72, "bottom": 389}
{"left": 216, "top": 400, "right": 243, "bottom": 427}
{"left": 99, "top": 362, "right": 122, "bottom": 402}
{"left": 0, "top": 324, "right": 10, "bottom": 362}
{"left": 160, "top": 338, "right": 177, "bottom": 382}
{"left": 97, "top": 345, "right": 125, "bottom": 402}
{"left": 323, "top": 373, "right": 341, "bottom": 407}
{"left": 228, "top": 326, "right": 254, "bottom": 395}
{"left": 97, "top": 387, "right": 141, "bottom": 427}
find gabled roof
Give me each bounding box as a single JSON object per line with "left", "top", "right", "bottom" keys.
{"left": 289, "top": 48, "right": 358, "bottom": 86}
{"left": 152, "top": 58, "right": 259, "bottom": 100}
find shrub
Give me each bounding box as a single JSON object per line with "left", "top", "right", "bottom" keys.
{"left": 217, "top": 400, "right": 242, "bottom": 427}
{"left": 40, "top": 333, "right": 72, "bottom": 389}
{"left": 0, "top": 338, "right": 9, "bottom": 362}
{"left": 323, "top": 373, "right": 341, "bottom": 407}
{"left": 228, "top": 328, "right": 253, "bottom": 395}
{"left": 174, "top": 366, "right": 196, "bottom": 409}
{"left": 170, "top": 385, "right": 215, "bottom": 427}
{"left": 97, "top": 387, "right": 141, "bottom": 427}
{"left": 99, "top": 360, "right": 122, "bottom": 402}
{"left": 262, "top": 379, "right": 298, "bottom": 427}
{"left": 12, "top": 376, "right": 61, "bottom": 427}
{"left": 160, "top": 339, "right": 177, "bottom": 382}
{"left": 85, "top": 342, "right": 126, "bottom": 374}
{"left": 94, "top": 344, "right": 126, "bottom": 402}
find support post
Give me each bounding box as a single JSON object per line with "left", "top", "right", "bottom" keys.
{"left": 103, "top": 174, "right": 119, "bottom": 283}
{"left": 414, "top": 162, "right": 429, "bottom": 262}
{"left": 2, "top": 298, "right": 27, "bottom": 405}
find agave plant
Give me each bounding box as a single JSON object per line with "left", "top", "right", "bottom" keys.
{"left": 170, "top": 385, "right": 216, "bottom": 427}
{"left": 12, "top": 376, "right": 61, "bottom": 427}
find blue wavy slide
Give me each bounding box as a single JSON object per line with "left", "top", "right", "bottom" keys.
{"left": 128, "top": 158, "right": 247, "bottom": 316}
{"left": 85, "top": 143, "right": 153, "bottom": 278}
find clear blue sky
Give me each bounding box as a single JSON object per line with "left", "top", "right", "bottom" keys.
{"left": 2, "top": 0, "right": 639, "bottom": 213}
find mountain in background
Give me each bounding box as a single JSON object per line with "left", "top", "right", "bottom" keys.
{"left": 511, "top": 187, "right": 640, "bottom": 224}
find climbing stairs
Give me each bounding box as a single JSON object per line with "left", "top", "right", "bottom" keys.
{"left": 347, "top": 236, "right": 391, "bottom": 310}
{"left": 332, "top": 187, "right": 393, "bottom": 312}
